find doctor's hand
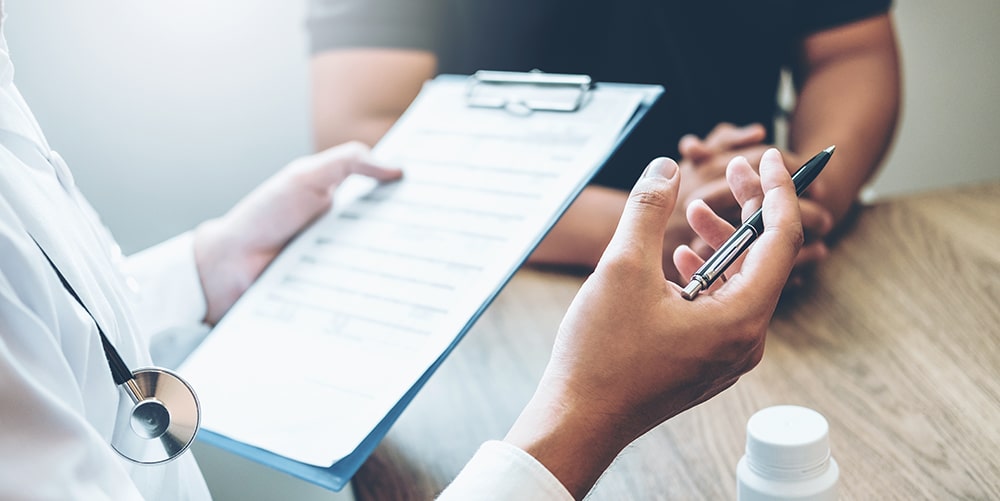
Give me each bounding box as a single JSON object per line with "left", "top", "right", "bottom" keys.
{"left": 503, "top": 150, "right": 803, "bottom": 500}
{"left": 678, "top": 123, "right": 833, "bottom": 285}
{"left": 657, "top": 123, "right": 771, "bottom": 282}
{"left": 193, "top": 141, "right": 402, "bottom": 325}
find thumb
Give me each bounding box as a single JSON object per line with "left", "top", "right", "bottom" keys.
{"left": 601, "top": 157, "right": 680, "bottom": 265}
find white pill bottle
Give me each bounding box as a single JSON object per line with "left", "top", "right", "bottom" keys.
{"left": 737, "top": 405, "right": 839, "bottom": 501}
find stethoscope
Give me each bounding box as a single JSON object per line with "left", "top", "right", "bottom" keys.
{"left": 0, "top": 127, "right": 200, "bottom": 464}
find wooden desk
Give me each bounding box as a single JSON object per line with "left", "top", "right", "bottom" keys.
{"left": 352, "top": 182, "right": 1000, "bottom": 500}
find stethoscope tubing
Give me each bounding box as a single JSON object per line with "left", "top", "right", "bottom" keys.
{"left": 2, "top": 127, "right": 200, "bottom": 464}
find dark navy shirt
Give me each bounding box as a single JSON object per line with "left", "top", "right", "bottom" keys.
{"left": 308, "top": 0, "right": 891, "bottom": 190}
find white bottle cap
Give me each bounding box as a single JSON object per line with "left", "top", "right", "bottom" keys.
{"left": 745, "top": 405, "right": 830, "bottom": 478}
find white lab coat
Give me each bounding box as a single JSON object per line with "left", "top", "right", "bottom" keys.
{"left": 0, "top": 7, "right": 210, "bottom": 499}
{"left": 0, "top": 5, "right": 572, "bottom": 500}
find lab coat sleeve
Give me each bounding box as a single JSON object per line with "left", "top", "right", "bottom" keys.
{"left": 123, "top": 231, "right": 208, "bottom": 338}
{"left": 436, "top": 440, "right": 574, "bottom": 501}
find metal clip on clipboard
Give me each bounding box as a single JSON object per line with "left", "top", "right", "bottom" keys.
{"left": 465, "top": 70, "right": 593, "bottom": 115}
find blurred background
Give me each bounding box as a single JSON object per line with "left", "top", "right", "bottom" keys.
{"left": 3, "top": 1, "right": 999, "bottom": 499}
{"left": 6, "top": 1, "right": 1000, "bottom": 255}
{"left": 5, "top": 0, "right": 311, "bottom": 254}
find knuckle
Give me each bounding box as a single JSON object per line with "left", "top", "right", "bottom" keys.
{"left": 785, "top": 222, "right": 806, "bottom": 250}
{"left": 331, "top": 140, "right": 370, "bottom": 163}
{"left": 766, "top": 221, "right": 804, "bottom": 256}
{"left": 628, "top": 183, "right": 674, "bottom": 212}
{"left": 341, "top": 140, "right": 368, "bottom": 153}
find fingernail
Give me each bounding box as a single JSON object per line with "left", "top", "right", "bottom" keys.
{"left": 643, "top": 157, "right": 677, "bottom": 179}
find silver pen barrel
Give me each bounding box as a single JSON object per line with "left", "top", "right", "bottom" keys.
{"left": 681, "top": 224, "right": 759, "bottom": 300}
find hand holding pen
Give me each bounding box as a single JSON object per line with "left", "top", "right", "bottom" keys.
{"left": 678, "top": 146, "right": 833, "bottom": 300}
{"left": 511, "top": 151, "right": 805, "bottom": 497}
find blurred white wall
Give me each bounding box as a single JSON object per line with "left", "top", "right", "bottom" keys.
{"left": 865, "top": 0, "right": 1000, "bottom": 200}
{"left": 4, "top": 0, "right": 312, "bottom": 254}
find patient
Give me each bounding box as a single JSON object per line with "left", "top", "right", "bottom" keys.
{"left": 306, "top": 0, "right": 900, "bottom": 284}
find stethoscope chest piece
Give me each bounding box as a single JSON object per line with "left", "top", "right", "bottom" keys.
{"left": 111, "top": 368, "right": 200, "bottom": 465}
{"left": 12, "top": 138, "right": 204, "bottom": 466}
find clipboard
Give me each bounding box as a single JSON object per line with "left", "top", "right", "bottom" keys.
{"left": 184, "top": 71, "right": 664, "bottom": 492}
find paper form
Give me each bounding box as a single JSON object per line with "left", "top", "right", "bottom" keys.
{"left": 178, "top": 78, "right": 646, "bottom": 466}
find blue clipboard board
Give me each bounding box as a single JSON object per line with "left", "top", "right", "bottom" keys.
{"left": 195, "top": 74, "right": 663, "bottom": 492}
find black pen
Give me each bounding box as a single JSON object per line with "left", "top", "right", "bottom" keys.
{"left": 680, "top": 146, "right": 835, "bottom": 300}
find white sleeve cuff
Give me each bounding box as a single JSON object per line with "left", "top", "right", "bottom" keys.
{"left": 123, "top": 232, "right": 207, "bottom": 339}
{"left": 437, "top": 440, "right": 573, "bottom": 501}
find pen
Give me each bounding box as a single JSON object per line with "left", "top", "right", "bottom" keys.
{"left": 680, "top": 146, "right": 835, "bottom": 300}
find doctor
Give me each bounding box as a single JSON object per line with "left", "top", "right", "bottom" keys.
{"left": 0, "top": 3, "right": 803, "bottom": 500}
